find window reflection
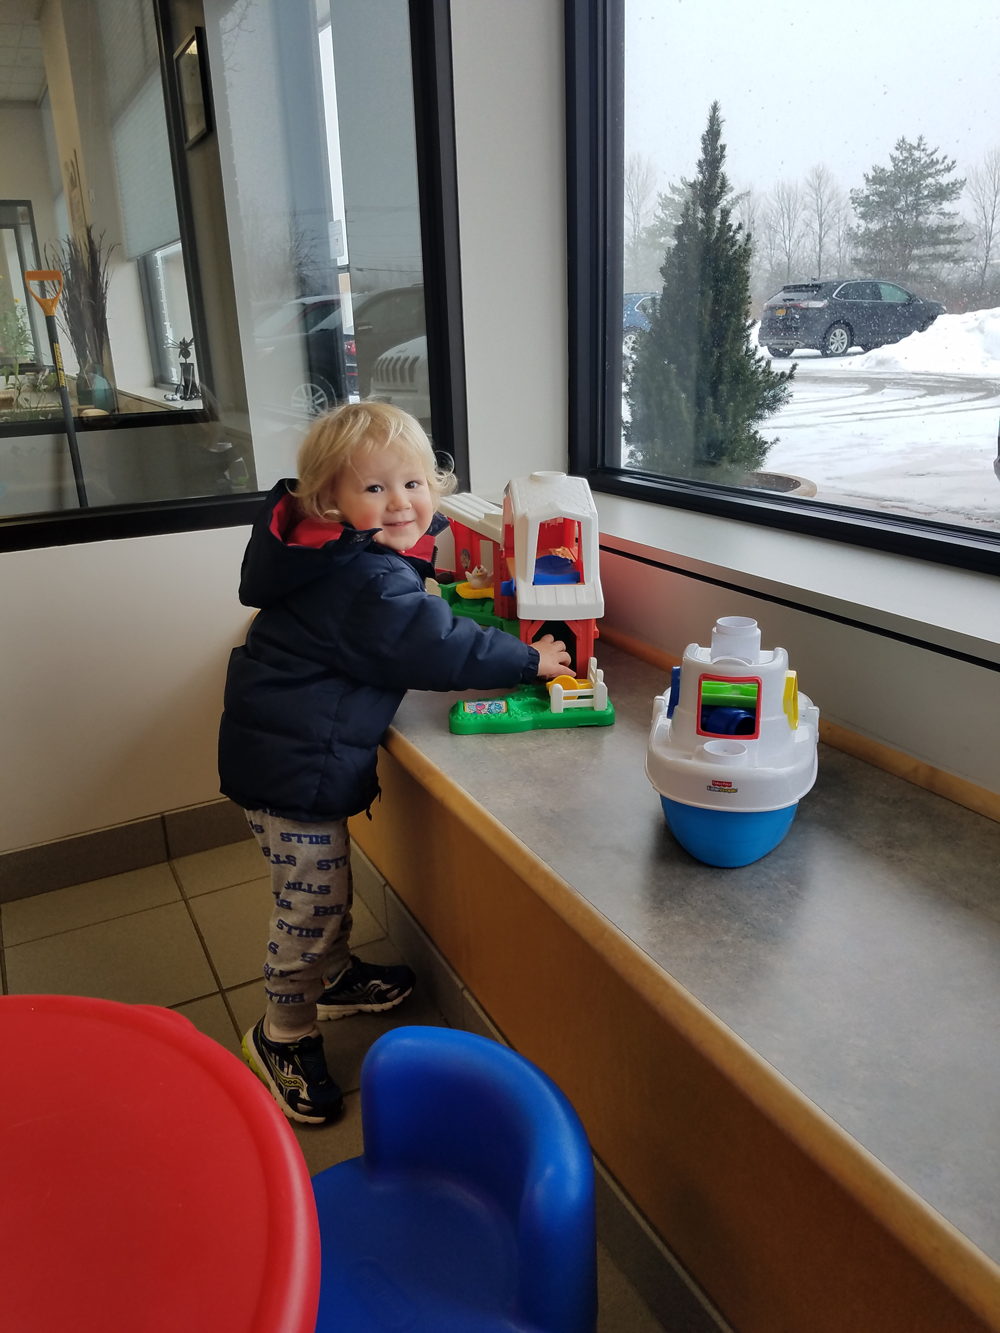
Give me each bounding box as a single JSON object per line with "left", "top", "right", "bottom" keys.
{"left": 0, "top": 0, "right": 218, "bottom": 517}
{"left": 0, "top": 0, "right": 435, "bottom": 519}
{"left": 208, "top": 0, "right": 431, "bottom": 488}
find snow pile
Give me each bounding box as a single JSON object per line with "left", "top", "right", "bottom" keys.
{"left": 844, "top": 308, "right": 1000, "bottom": 377}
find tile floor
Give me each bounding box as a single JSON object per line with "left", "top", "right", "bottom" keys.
{"left": 0, "top": 839, "right": 664, "bottom": 1332}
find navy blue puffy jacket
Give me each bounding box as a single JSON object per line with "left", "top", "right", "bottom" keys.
{"left": 219, "top": 481, "right": 538, "bottom": 822}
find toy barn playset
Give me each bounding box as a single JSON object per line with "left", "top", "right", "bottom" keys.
{"left": 645, "top": 616, "right": 819, "bottom": 867}
{"left": 437, "top": 471, "right": 614, "bottom": 734}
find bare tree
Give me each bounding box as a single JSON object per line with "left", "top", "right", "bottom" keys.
{"left": 803, "top": 165, "right": 843, "bottom": 279}
{"left": 832, "top": 194, "right": 854, "bottom": 277}
{"left": 219, "top": 0, "right": 256, "bottom": 72}
{"left": 732, "top": 183, "right": 761, "bottom": 243}
{"left": 966, "top": 146, "right": 1000, "bottom": 293}
{"left": 733, "top": 185, "right": 773, "bottom": 304}
{"left": 754, "top": 199, "right": 783, "bottom": 295}
{"left": 770, "top": 181, "right": 806, "bottom": 282}
{"left": 624, "top": 152, "right": 658, "bottom": 290}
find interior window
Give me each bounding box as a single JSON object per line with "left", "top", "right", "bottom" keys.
{"left": 0, "top": 0, "right": 439, "bottom": 522}
{"left": 0, "top": 0, "right": 223, "bottom": 519}
{"left": 209, "top": 0, "right": 433, "bottom": 484}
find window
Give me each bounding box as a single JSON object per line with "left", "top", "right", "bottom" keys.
{"left": 568, "top": 0, "right": 1000, "bottom": 573}
{"left": 1, "top": 0, "right": 466, "bottom": 545}
{"left": 835, "top": 282, "right": 880, "bottom": 302}
{"left": 0, "top": 203, "right": 44, "bottom": 374}
{"left": 207, "top": 0, "right": 448, "bottom": 489}
{"left": 138, "top": 242, "right": 199, "bottom": 392}
{"left": 0, "top": 0, "right": 222, "bottom": 526}
{"left": 879, "top": 283, "right": 911, "bottom": 303}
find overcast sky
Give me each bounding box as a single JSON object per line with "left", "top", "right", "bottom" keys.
{"left": 625, "top": 1, "right": 1000, "bottom": 197}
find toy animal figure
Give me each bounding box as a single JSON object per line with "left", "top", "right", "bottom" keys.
{"left": 646, "top": 617, "right": 819, "bottom": 866}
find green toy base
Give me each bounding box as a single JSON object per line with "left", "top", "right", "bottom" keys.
{"left": 449, "top": 682, "right": 615, "bottom": 734}
{"left": 438, "top": 582, "right": 519, "bottom": 635}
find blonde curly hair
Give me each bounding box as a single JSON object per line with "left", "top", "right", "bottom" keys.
{"left": 294, "top": 401, "right": 456, "bottom": 521}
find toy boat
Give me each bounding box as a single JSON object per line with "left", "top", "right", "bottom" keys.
{"left": 645, "top": 617, "right": 819, "bottom": 867}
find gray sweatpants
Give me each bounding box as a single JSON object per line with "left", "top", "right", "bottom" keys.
{"left": 245, "top": 809, "right": 354, "bottom": 1033}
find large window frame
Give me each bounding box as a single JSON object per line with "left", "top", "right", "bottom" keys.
{"left": 0, "top": 0, "right": 468, "bottom": 553}
{"left": 565, "top": 0, "right": 1000, "bottom": 578}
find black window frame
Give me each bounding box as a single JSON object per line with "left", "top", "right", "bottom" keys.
{"left": 1, "top": 0, "right": 468, "bottom": 553}
{"left": 565, "top": 0, "right": 1000, "bottom": 577}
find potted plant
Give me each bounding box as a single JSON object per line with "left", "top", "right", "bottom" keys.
{"left": 46, "top": 226, "right": 117, "bottom": 413}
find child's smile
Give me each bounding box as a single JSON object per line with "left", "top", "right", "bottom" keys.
{"left": 332, "top": 446, "right": 435, "bottom": 551}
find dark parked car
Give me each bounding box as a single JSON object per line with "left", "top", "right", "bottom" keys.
{"left": 760, "top": 280, "right": 945, "bottom": 358}
{"left": 352, "top": 284, "right": 425, "bottom": 396}
{"left": 254, "top": 296, "right": 358, "bottom": 416}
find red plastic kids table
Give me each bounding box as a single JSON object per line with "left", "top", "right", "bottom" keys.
{"left": 0, "top": 995, "right": 320, "bottom": 1333}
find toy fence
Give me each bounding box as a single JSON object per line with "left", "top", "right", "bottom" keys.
{"left": 548, "top": 659, "right": 608, "bottom": 714}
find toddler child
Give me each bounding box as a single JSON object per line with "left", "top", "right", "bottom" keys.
{"left": 218, "top": 402, "right": 570, "bottom": 1123}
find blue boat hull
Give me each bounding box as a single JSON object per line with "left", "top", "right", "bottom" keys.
{"left": 660, "top": 797, "right": 798, "bottom": 868}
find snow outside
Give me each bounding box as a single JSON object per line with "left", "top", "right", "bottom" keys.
{"left": 623, "top": 0, "right": 1000, "bottom": 535}
{"left": 757, "top": 315, "right": 1000, "bottom": 533}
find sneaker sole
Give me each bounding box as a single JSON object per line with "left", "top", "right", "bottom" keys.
{"left": 316, "top": 985, "right": 414, "bottom": 1021}
{"left": 241, "top": 1031, "right": 338, "bottom": 1125}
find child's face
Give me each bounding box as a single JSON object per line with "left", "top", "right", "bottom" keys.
{"left": 331, "top": 445, "right": 435, "bottom": 551}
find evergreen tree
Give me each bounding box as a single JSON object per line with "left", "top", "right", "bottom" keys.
{"left": 623, "top": 180, "right": 691, "bottom": 292}
{"left": 849, "top": 136, "right": 965, "bottom": 280}
{"left": 640, "top": 180, "right": 690, "bottom": 260}
{"left": 626, "top": 104, "right": 793, "bottom": 478}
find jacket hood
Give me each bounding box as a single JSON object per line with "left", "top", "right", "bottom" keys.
{"left": 239, "top": 480, "right": 381, "bottom": 608}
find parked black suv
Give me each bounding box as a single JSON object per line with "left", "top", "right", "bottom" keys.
{"left": 760, "top": 280, "right": 945, "bottom": 358}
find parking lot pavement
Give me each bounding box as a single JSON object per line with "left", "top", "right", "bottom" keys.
{"left": 764, "top": 353, "right": 1000, "bottom": 530}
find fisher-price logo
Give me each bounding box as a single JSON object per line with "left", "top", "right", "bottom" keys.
{"left": 706, "top": 779, "right": 739, "bottom": 794}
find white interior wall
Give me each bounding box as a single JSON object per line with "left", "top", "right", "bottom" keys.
{"left": 0, "top": 526, "right": 251, "bottom": 853}
{"left": 0, "top": 104, "right": 60, "bottom": 259}
{"left": 450, "top": 0, "right": 568, "bottom": 497}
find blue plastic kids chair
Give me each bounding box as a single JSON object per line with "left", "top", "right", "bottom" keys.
{"left": 311, "top": 1026, "right": 597, "bottom": 1333}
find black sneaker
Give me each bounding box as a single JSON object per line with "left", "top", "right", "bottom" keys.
{"left": 316, "top": 955, "right": 415, "bottom": 1020}
{"left": 242, "top": 1018, "right": 344, "bottom": 1124}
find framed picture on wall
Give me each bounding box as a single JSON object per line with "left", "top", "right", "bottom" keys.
{"left": 175, "top": 29, "right": 211, "bottom": 149}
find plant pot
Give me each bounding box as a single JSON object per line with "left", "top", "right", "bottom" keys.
{"left": 741, "top": 471, "right": 817, "bottom": 497}
{"left": 76, "top": 371, "right": 116, "bottom": 413}
{"left": 90, "top": 372, "right": 116, "bottom": 413}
